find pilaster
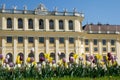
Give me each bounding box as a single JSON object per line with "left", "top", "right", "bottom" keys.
{"left": 13, "top": 17, "right": 17, "bottom": 30}
{"left": 55, "top": 19, "right": 59, "bottom": 31}
{"left": 64, "top": 19, "right": 68, "bottom": 31}
{"left": 45, "top": 19, "right": 49, "bottom": 31}
{"left": 2, "top": 17, "right": 6, "bottom": 30}
{"left": 45, "top": 37, "right": 49, "bottom": 53}
{"left": 65, "top": 37, "right": 69, "bottom": 62}
{"left": 34, "top": 18, "right": 38, "bottom": 31}
{"left": 24, "top": 37, "right": 28, "bottom": 64}
{"left": 24, "top": 18, "right": 28, "bottom": 30}
{"left": 34, "top": 37, "right": 39, "bottom": 62}
{"left": 55, "top": 37, "right": 59, "bottom": 62}
{"left": 13, "top": 36, "right": 17, "bottom": 63}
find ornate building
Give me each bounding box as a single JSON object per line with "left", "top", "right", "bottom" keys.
{"left": 0, "top": 4, "right": 120, "bottom": 64}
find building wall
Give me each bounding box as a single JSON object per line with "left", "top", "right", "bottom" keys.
{"left": 0, "top": 10, "right": 120, "bottom": 64}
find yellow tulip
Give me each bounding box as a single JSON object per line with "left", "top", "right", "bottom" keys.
{"left": 45, "top": 53, "right": 50, "bottom": 59}
{"left": 96, "top": 54, "right": 102, "bottom": 60}
{"left": 113, "top": 61, "right": 117, "bottom": 66}
{"left": 27, "top": 57, "right": 31, "bottom": 63}
{"left": 64, "top": 62, "right": 68, "bottom": 68}
{"left": 58, "top": 59, "right": 62, "bottom": 66}
{"left": 32, "top": 61, "right": 37, "bottom": 66}
{"left": 73, "top": 54, "right": 78, "bottom": 60}
{"left": 48, "top": 57, "right": 53, "bottom": 63}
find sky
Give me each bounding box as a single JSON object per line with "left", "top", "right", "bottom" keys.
{"left": 0, "top": 0, "right": 120, "bottom": 26}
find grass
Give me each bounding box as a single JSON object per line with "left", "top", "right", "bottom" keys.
{"left": 17, "top": 76, "right": 120, "bottom": 80}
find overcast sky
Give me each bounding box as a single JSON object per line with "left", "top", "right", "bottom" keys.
{"left": 0, "top": 0, "right": 120, "bottom": 25}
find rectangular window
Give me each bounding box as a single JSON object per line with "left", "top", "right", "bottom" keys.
{"left": 69, "top": 38, "right": 74, "bottom": 44}
{"left": 102, "top": 39, "right": 106, "bottom": 45}
{"left": 39, "top": 37, "right": 44, "bottom": 43}
{"left": 7, "top": 37, "right": 12, "bottom": 43}
{"left": 49, "top": 37, "right": 54, "bottom": 43}
{"left": 111, "top": 47, "right": 115, "bottom": 52}
{"left": 85, "top": 47, "right": 89, "bottom": 52}
{"left": 18, "top": 37, "right": 23, "bottom": 43}
{"left": 28, "top": 37, "right": 34, "bottom": 43}
{"left": 103, "top": 47, "right": 107, "bottom": 52}
{"left": 59, "top": 37, "right": 64, "bottom": 43}
{"left": 93, "top": 39, "right": 97, "bottom": 45}
{"left": 85, "top": 39, "right": 89, "bottom": 45}
{"left": 94, "top": 47, "right": 98, "bottom": 52}
{"left": 111, "top": 40, "right": 115, "bottom": 45}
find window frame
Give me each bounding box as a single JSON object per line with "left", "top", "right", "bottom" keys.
{"left": 18, "top": 18, "right": 23, "bottom": 29}
{"left": 85, "top": 39, "right": 89, "bottom": 45}
{"left": 7, "top": 37, "right": 12, "bottom": 43}
{"left": 69, "top": 20, "right": 73, "bottom": 30}
{"left": 69, "top": 38, "right": 74, "bottom": 44}
{"left": 39, "top": 37, "right": 44, "bottom": 43}
{"left": 49, "top": 37, "right": 54, "bottom": 44}
{"left": 39, "top": 19, "right": 44, "bottom": 29}
{"left": 28, "top": 37, "right": 34, "bottom": 43}
{"left": 7, "top": 18, "right": 12, "bottom": 28}
{"left": 49, "top": 20, "right": 54, "bottom": 29}
{"left": 59, "top": 37, "right": 64, "bottom": 44}
{"left": 59, "top": 20, "right": 64, "bottom": 30}
{"left": 93, "top": 39, "right": 97, "bottom": 45}
{"left": 28, "top": 19, "right": 33, "bottom": 29}
{"left": 18, "top": 37, "right": 23, "bottom": 43}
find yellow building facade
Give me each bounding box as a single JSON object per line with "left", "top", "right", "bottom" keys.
{"left": 0, "top": 4, "right": 120, "bottom": 64}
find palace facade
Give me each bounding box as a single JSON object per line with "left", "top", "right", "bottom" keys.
{"left": 0, "top": 4, "right": 120, "bottom": 64}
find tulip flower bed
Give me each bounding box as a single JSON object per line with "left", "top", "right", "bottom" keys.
{"left": 0, "top": 53, "right": 119, "bottom": 80}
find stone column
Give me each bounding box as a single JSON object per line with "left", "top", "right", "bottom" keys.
{"left": 13, "top": 17, "right": 17, "bottom": 30}
{"left": 34, "top": 18, "right": 38, "bottom": 31}
{"left": 34, "top": 37, "right": 39, "bottom": 62}
{"left": 45, "top": 19, "right": 49, "bottom": 31}
{"left": 107, "top": 39, "right": 110, "bottom": 52}
{"left": 24, "top": 37, "right": 28, "bottom": 64}
{"left": 65, "top": 37, "right": 69, "bottom": 62}
{"left": 55, "top": 19, "right": 59, "bottom": 31}
{"left": 55, "top": 37, "right": 59, "bottom": 62}
{"left": 13, "top": 36, "right": 17, "bottom": 63}
{"left": 23, "top": 18, "right": 28, "bottom": 30}
{"left": 45, "top": 37, "right": 49, "bottom": 53}
{"left": 98, "top": 39, "right": 102, "bottom": 55}
{"left": 2, "top": 36, "right": 6, "bottom": 58}
{"left": 116, "top": 39, "right": 120, "bottom": 65}
{"left": 75, "top": 37, "right": 79, "bottom": 54}
{"left": 2, "top": 17, "right": 6, "bottom": 30}
{"left": 74, "top": 20, "right": 80, "bottom": 32}
{"left": 64, "top": 19, "right": 68, "bottom": 31}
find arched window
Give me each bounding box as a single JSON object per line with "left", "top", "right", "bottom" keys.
{"left": 39, "top": 19, "right": 44, "bottom": 29}
{"left": 69, "top": 20, "right": 73, "bottom": 30}
{"left": 28, "top": 19, "right": 33, "bottom": 29}
{"left": 39, "top": 53, "right": 45, "bottom": 58}
{"left": 7, "top": 18, "right": 12, "bottom": 28}
{"left": 69, "top": 52, "right": 74, "bottom": 62}
{"left": 50, "top": 53, "right": 55, "bottom": 61}
{"left": 59, "top": 53, "right": 65, "bottom": 59}
{"left": 18, "top": 53, "right": 24, "bottom": 63}
{"left": 59, "top": 20, "right": 64, "bottom": 29}
{"left": 6, "top": 53, "right": 13, "bottom": 63}
{"left": 39, "top": 53, "right": 45, "bottom": 62}
{"left": 18, "top": 18, "right": 23, "bottom": 29}
{"left": 49, "top": 20, "right": 54, "bottom": 29}
{"left": 28, "top": 52, "right": 34, "bottom": 58}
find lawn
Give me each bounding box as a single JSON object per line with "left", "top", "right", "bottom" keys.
{"left": 20, "top": 76, "right": 120, "bottom": 80}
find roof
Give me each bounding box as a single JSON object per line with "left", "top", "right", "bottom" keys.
{"left": 83, "top": 24, "right": 120, "bottom": 34}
